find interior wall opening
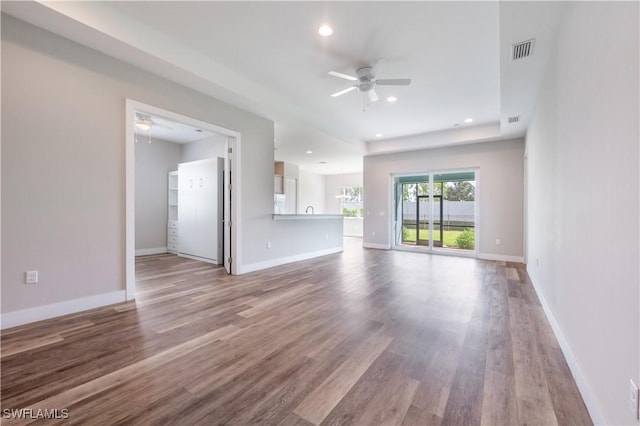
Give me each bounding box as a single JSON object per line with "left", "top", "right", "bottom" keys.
{"left": 125, "top": 100, "right": 241, "bottom": 300}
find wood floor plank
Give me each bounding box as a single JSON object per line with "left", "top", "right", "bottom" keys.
{"left": 8, "top": 324, "right": 239, "bottom": 424}
{"left": 294, "top": 331, "right": 393, "bottom": 425}
{"left": 1, "top": 334, "right": 64, "bottom": 358}
{"left": 320, "top": 350, "right": 406, "bottom": 426}
{"left": 510, "top": 320, "right": 559, "bottom": 425}
{"left": 440, "top": 345, "right": 487, "bottom": 426}
{"left": 480, "top": 369, "right": 519, "bottom": 426}
{"left": 538, "top": 343, "right": 593, "bottom": 426}
{"left": 349, "top": 371, "right": 419, "bottom": 426}
{"left": 0, "top": 240, "right": 592, "bottom": 426}
{"left": 402, "top": 405, "right": 442, "bottom": 426}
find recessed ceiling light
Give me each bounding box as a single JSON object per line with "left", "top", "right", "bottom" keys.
{"left": 306, "top": 150, "right": 313, "bottom": 154}
{"left": 386, "top": 96, "right": 397, "bottom": 103}
{"left": 464, "top": 118, "right": 473, "bottom": 123}
{"left": 319, "top": 161, "right": 328, "bottom": 164}
{"left": 195, "top": 129, "right": 203, "bottom": 132}
{"left": 375, "top": 133, "right": 383, "bottom": 138}
{"left": 318, "top": 25, "right": 333, "bottom": 37}
{"left": 453, "top": 123, "right": 460, "bottom": 127}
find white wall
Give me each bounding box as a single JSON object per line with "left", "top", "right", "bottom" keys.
{"left": 1, "top": 15, "right": 341, "bottom": 320}
{"left": 298, "top": 170, "right": 326, "bottom": 214}
{"left": 525, "top": 2, "right": 639, "bottom": 424}
{"left": 363, "top": 139, "right": 524, "bottom": 260}
{"left": 181, "top": 135, "right": 227, "bottom": 163}
{"left": 135, "top": 137, "right": 182, "bottom": 253}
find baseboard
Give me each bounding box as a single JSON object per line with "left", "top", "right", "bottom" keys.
{"left": 238, "top": 246, "right": 343, "bottom": 274}
{"left": 1, "top": 290, "right": 127, "bottom": 329}
{"left": 527, "top": 272, "right": 606, "bottom": 425}
{"left": 477, "top": 252, "right": 524, "bottom": 263}
{"left": 135, "top": 247, "right": 167, "bottom": 256}
{"left": 343, "top": 233, "right": 364, "bottom": 238}
{"left": 178, "top": 252, "right": 221, "bottom": 265}
{"left": 363, "top": 243, "right": 391, "bottom": 250}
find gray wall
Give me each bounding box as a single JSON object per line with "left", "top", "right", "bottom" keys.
{"left": 181, "top": 135, "right": 227, "bottom": 163}
{"left": 135, "top": 137, "right": 182, "bottom": 251}
{"left": 1, "top": 15, "right": 340, "bottom": 314}
{"left": 363, "top": 139, "right": 524, "bottom": 259}
{"left": 525, "top": 2, "right": 639, "bottom": 424}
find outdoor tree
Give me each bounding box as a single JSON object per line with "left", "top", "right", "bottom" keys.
{"left": 446, "top": 181, "right": 475, "bottom": 201}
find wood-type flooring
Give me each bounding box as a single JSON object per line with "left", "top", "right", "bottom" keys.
{"left": 1, "top": 238, "right": 592, "bottom": 425}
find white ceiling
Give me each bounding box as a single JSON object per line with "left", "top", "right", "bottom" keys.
{"left": 3, "top": 1, "right": 565, "bottom": 174}
{"left": 135, "top": 113, "right": 218, "bottom": 144}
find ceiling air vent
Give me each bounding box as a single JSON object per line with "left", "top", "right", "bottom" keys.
{"left": 508, "top": 116, "right": 520, "bottom": 124}
{"left": 512, "top": 39, "right": 535, "bottom": 60}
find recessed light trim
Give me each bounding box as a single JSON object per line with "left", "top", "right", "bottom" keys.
{"left": 318, "top": 25, "right": 333, "bottom": 37}
{"left": 375, "top": 133, "right": 383, "bottom": 138}
{"left": 319, "top": 161, "right": 328, "bottom": 164}
{"left": 306, "top": 150, "right": 313, "bottom": 154}
{"left": 386, "top": 96, "right": 397, "bottom": 103}
{"left": 464, "top": 118, "right": 473, "bottom": 123}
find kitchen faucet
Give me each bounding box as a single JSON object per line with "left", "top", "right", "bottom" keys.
{"left": 305, "top": 205, "right": 314, "bottom": 214}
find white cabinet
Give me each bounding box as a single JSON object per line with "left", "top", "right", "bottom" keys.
{"left": 167, "top": 171, "right": 179, "bottom": 253}
{"left": 177, "top": 158, "right": 223, "bottom": 264}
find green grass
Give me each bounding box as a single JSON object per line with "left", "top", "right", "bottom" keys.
{"left": 402, "top": 226, "right": 474, "bottom": 249}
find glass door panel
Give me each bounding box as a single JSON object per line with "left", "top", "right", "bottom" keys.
{"left": 395, "top": 172, "right": 475, "bottom": 253}
{"left": 434, "top": 172, "right": 476, "bottom": 251}
{"left": 401, "top": 182, "right": 417, "bottom": 244}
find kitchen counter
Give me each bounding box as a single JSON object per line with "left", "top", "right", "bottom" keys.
{"left": 272, "top": 214, "right": 344, "bottom": 221}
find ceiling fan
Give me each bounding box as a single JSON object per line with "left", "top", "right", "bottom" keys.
{"left": 134, "top": 114, "right": 173, "bottom": 131}
{"left": 134, "top": 114, "right": 173, "bottom": 144}
{"left": 329, "top": 66, "right": 411, "bottom": 103}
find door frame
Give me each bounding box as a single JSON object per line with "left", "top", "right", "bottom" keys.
{"left": 391, "top": 168, "right": 479, "bottom": 257}
{"left": 125, "top": 99, "right": 241, "bottom": 300}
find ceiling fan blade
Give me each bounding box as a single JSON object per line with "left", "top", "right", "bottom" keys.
{"left": 328, "top": 71, "right": 359, "bottom": 81}
{"left": 368, "top": 89, "right": 379, "bottom": 103}
{"left": 331, "top": 86, "right": 357, "bottom": 97}
{"left": 376, "top": 78, "right": 411, "bottom": 86}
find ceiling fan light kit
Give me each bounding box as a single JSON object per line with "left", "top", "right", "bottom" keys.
{"left": 328, "top": 65, "right": 411, "bottom": 110}
{"left": 135, "top": 117, "right": 152, "bottom": 130}
{"left": 135, "top": 115, "right": 153, "bottom": 143}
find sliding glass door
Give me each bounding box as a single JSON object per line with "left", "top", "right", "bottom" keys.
{"left": 394, "top": 170, "right": 477, "bottom": 253}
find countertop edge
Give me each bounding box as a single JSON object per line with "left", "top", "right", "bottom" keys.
{"left": 272, "top": 214, "right": 344, "bottom": 221}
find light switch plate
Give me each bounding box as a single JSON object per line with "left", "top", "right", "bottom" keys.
{"left": 25, "top": 270, "right": 38, "bottom": 284}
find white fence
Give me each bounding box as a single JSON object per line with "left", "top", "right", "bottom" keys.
{"left": 402, "top": 200, "right": 475, "bottom": 223}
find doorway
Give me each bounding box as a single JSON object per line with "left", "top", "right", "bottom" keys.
{"left": 125, "top": 100, "right": 241, "bottom": 300}
{"left": 394, "top": 170, "right": 477, "bottom": 255}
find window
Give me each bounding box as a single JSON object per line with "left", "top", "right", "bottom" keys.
{"left": 339, "top": 187, "right": 363, "bottom": 218}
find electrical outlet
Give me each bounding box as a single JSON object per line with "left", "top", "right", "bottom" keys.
{"left": 325, "top": 234, "right": 329, "bottom": 241}
{"left": 630, "top": 379, "right": 639, "bottom": 419}
{"left": 25, "top": 270, "right": 38, "bottom": 284}
{"left": 266, "top": 241, "right": 272, "bottom": 249}
{"left": 536, "top": 258, "right": 540, "bottom": 267}
{"left": 495, "top": 239, "right": 501, "bottom": 245}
